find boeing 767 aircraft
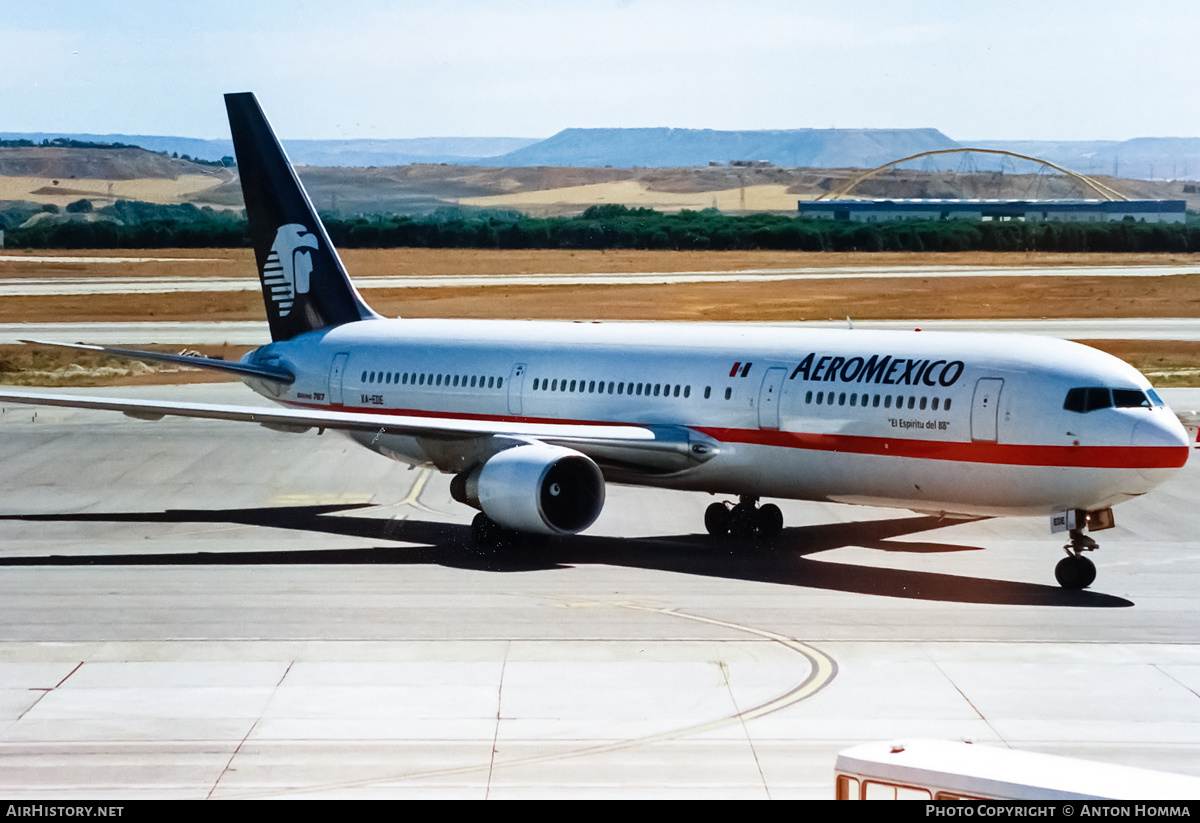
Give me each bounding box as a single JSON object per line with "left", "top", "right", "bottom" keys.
{"left": 0, "top": 93, "right": 1190, "bottom": 590}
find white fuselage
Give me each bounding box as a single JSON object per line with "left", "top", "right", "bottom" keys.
{"left": 243, "top": 319, "right": 1190, "bottom": 518}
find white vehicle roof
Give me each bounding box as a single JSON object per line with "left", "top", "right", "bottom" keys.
{"left": 835, "top": 739, "right": 1200, "bottom": 800}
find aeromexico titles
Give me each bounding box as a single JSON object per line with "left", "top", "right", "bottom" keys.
{"left": 0, "top": 93, "right": 1189, "bottom": 591}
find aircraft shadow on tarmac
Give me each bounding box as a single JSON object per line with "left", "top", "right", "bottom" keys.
{"left": 0, "top": 504, "right": 1132, "bottom": 608}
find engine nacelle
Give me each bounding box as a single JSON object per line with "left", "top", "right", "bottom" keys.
{"left": 451, "top": 444, "right": 605, "bottom": 535}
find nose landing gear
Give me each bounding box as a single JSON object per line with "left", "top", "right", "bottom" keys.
{"left": 1050, "top": 508, "right": 1112, "bottom": 590}
{"left": 705, "top": 495, "right": 784, "bottom": 541}
{"left": 1054, "top": 529, "right": 1098, "bottom": 590}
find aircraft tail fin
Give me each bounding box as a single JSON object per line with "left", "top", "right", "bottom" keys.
{"left": 225, "top": 92, "right": 379, "bottom": 342}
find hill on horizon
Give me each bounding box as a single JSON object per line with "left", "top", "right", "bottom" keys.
{"left": 6, "top": 128, "right": 1200, "bottom": 180}
{"left": 0, "top": 133, "right": 541, "bottom": 167}
{"left": 490, "top": 127, "right": 960, "bottom": 168}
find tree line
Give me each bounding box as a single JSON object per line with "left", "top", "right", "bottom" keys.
{"left": 3, "top": 201, "right": 1199, "bottom": 254}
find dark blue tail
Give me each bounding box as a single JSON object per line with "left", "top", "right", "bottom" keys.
{"left": 225, "top": 92, "right": 379, "bottom": 342}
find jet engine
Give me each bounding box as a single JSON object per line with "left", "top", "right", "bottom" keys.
{"left": 450, "top": 444, "right": 606, "bottom": 535}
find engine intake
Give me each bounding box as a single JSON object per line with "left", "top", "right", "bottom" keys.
{"left": 451, "top": 444, "right": 605, "bottom": 535}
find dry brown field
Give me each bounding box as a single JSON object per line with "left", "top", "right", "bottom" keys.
{"left": 1, "top": 248, "right": 1198, "bottom": 386}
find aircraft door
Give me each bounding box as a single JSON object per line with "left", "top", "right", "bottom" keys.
{"left": 758, "top": 367, "right": 787, "bottom": 430}
{"left": 970, "top": 377, "right": 1004, "bottom": 442}
{"left": 328, "top": 352, "right": 349, "bottom": 406}
{"left": 508, "top": 363, "right": 527, "bottom": 415}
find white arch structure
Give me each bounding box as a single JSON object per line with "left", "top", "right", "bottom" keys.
{"left": 814, "top": 147, "right": 1128, "bottom": 202}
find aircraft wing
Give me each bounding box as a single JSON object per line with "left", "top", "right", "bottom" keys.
{"left": 0, "top": 390, "right": 714, "bottom": 473}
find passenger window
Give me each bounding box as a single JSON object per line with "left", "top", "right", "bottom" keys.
{"left": 945, "top": 399, "right": 952, "bottom": 411}
{"left": 919, "top": 397, "right": 927, "bottom": 410}
{"left": 497, "top": 377, "right": 503, "bottom": 388}
{"left": 683, "top": 386, "right": 690, "bottom": 398}
{"left": 932, "top": 397, "right": 939, "bottom": 411}
{"left": 704, "top": 386, "right": 711, "bottom": 399}
{"left": 805, "top": 391, "right": 813, "bottom": 403}
{"left": 725, "top": 387, "right": 732, "bottom": 400}
{"left": 872, "top": 395, "right": 880, "bottom": 407}
{"left": 907, "top": 396, "right": 915, "bottom": 409}
{"left": 849, "top": 394, "right": 857, "bottom": 407}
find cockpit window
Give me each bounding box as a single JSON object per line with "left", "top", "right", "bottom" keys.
{"left": 1064, "top": 387, "right": 1152, "bottom": 413}
{"left": 1112, "top": 389, "right": 1151, "bottom": 408}
{"left": 1148, "top": 389, "right": 1165, "bottom": 406}
{"left": 1064, "top": 387, "right": 1111, "bottom": 413}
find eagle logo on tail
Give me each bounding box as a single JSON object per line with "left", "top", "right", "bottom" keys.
{"left": 262, "top": 224, "right": 318, "bottom": 317}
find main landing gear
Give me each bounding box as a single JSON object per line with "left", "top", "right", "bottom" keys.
{"left": 705, "top": 495, "right": 783, "bottom": 541}
{"left": 470, "top": 513, "right": 547, "bottom": 551}
{"left": 1054, "top": 529, "right": 1098, "bottom": 590}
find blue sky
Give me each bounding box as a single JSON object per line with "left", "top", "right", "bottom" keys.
{"left": 2, "top": 0, "right": 1197, "bottom": 141}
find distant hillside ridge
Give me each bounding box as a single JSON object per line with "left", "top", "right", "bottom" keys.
{"left": 489, "top": 127, "right": 960, "bottom": 168}
{"left": 0, "top": 146, "right": 224, "bottom": 180}
{"left": 0, "top": 133, "right": 541, "bottom": 167}
{"left": 7, "top": 129, "right": 1200, "bottom": 181}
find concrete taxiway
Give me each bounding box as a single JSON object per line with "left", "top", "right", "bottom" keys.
{"left": 0, "top": 383, "right": 1197, "bottom": 798}
{"left": 0, "top": 262, "right": 1198, "bottom": 296}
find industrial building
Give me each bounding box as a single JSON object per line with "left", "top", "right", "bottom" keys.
{"left": 798, "top": 198, "right": 1186, "bottom": 224}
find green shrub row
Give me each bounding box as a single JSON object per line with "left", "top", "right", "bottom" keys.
{"left": 4, "top": 201, "right": 1199, "bottom": 253}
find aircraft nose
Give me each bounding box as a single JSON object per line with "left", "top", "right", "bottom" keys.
{"left": 1133, "top": 413, "right": 1190, "bottom": 482}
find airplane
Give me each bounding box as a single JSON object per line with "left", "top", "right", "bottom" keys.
{"left": 0, "top": 92, "right": 1190, "bottom": 590}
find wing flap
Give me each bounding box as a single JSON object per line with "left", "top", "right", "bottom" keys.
{"left": 0, "top": 389, "right": 655, "bottom": 443}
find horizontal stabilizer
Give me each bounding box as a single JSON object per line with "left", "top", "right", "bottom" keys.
{"left": 19, "top": 340, "right": 295, "bottom": 385}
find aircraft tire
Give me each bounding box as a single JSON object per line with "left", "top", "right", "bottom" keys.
{"left": 471, "top": 512, "right": 509, "bottom": 550}
{"left": 705, "top": 502, "right": 731, "bottom": 537}
{"left": 1054, "top": 554, "right": 1097, "bottom": 590}
{"left": 758, "top": 503, "right": 784, "bottom": 538}
{"left": 728, "top": 503, "right": 758, "bottom": 539}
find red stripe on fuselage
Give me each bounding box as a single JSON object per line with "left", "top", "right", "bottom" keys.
{"left": 693, "top": 427, "right": 1189, "bottom": 470}
{"left": 292, "top": 401, "right": 1188, "bottom": 470}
